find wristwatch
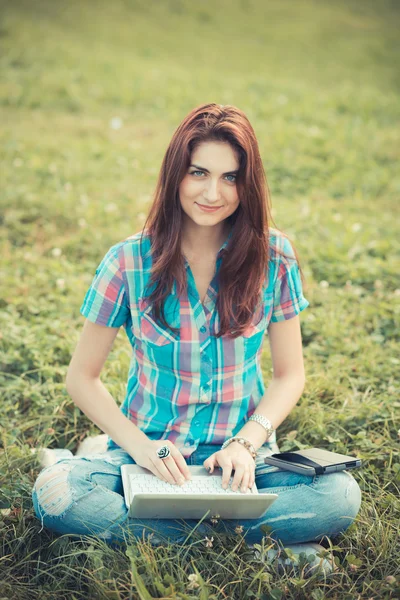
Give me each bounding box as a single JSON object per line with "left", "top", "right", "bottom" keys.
{"left": 248, "top": 413, "right": 275, "bottom": 439}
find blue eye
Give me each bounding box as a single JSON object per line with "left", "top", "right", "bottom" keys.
{"left": 190, "top": 170, "right": 236, "bottom": 182}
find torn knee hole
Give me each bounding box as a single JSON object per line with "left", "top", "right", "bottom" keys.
{"left": 35, "top": 463, "right": 74, "bottom": 516}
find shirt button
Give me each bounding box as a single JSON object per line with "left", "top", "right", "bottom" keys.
{"left": 194, "top": 421, "right": 200, "bottom": 427}
{"left": 200, "top": 326, "right": 206, "bottom": 333}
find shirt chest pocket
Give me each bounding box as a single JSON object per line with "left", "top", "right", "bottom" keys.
{"left": 136, "top": 309, "right": 180, "bottom": 375}
{"left": 242, "top": 313, "right": 267, "bottom": 360}
{"left": 133, "top": 296, "right": 180, "bottom": 368}
{"left": 212, "top": 302, "right": 268, "bottom": 366}
{"left": 140, "top": 311, "right": 180, "bottom": 346}
{"left": 240, "top": 295, "right": 271, "bottom": 361}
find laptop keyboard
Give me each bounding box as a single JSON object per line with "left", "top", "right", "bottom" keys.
{"left": 129, "top": 474, "right": 256, "bottom": 495}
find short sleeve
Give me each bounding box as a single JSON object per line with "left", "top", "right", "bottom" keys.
{"left": 270, "top": 236, "right": 309, "bottom": 322}
{"left": 80, "top": 246, "right": 129, "bottom": 328}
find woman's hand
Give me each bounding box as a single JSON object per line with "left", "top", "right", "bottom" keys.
{"left": 132, "top": 439, "right": 192, "bottom": 486}
{"left": 203, "top": 442, "right": 256, "bottom": 493}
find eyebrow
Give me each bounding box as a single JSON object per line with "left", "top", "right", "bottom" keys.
{"left": 189, "top": 163, "right": 239, "bottom": 175}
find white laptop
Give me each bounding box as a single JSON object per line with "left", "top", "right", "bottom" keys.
{"left": 121, "top": 464, "right": 278, "bottom": 519}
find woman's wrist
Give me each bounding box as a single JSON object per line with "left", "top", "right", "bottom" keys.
{"left": 248, "top": 414, "right": 275, "bottom": 438}
{"left": 234, "top": 421, "right": 269, "bottom": 451}
{"left": 234, "top": 413, "right": 275, "bottom": 451}
{"left": 220, "top": 436, "right": 257, "bottom": 460}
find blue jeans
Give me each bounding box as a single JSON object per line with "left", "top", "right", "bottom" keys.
{"left": 31, "top": 445, "right": 361, "bottom": 546}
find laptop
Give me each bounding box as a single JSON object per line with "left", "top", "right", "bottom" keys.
{"left": 121, "top": 464, "right": 278, "bottom": 519}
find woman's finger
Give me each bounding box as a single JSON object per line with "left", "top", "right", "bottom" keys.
{"left": 203, "top": 455, "right": 216, "bottom": 473}
{"left": 219, "top": 456, "right": 233, "bottom": 489}
{"left": 231, "top": 464, "right": 245, "bottom": 492}
{"left": 151, "top": 456, "right": 178, "bottom": 484}
{"left": 248, "top": 472, "right": 255, "bottom": 489}
{"left": 149, "top": 460, "right": 170, "bottom": 483}
{"left": 173, "top": 449, "right": 192, "bottom": 480}
{"left": 150, "top": 442, "right": 191, "bottom": 485}
{"left": 164, "top": 456, "right": 188, "bottom": 485}
{"left": 240, "top": 467, "right": 252, "bottom": 493}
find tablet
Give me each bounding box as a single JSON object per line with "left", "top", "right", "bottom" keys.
{"left": 263, "top": 448, "right": 362, "bottom": 476}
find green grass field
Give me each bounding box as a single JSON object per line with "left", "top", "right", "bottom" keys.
{"left": 1, "top": 0, "right": 399, "bottom": 598}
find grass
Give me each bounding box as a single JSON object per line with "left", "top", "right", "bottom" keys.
{"left": 0, "top": 0, "right": 399, "bottom": 597}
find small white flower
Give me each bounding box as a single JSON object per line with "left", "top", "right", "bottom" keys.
{"left": 80, "top": 194, "right": 89, "bottom": 206}
{"left": 300, "top": 203, "right": 311, "bottom": 217}
{"left": 78, "top": 218, "right": 87, "bottom": 228}
{"left": 204, "top": 536, "right": 214, "bottom": 548}
{"left": 374, "top": 279, "right": 383, "bottom": 289}
{"left": 352, "top": 286, "right": 364, "bottom": 297}
{"left": 276, "top": 95, "right": 288, "bottom": 105}
{"left": 52, "top": 248, "right": 62, "bottom": 257}
{"left": 56, "top": 278, "right": 65, "bottom": 289}
{"left": 394, "top": 289, "right": 400, "bottom": 296}
{"left": 210, "top": 513, "right": 220, "bottom": 525}
{"left": 110, "top": 117, "right": 123, "bottom": 130}
{"left": 48, "top": 163, "right": 57, "bottom": 173}
{"left": 13, "top": 158, "right": 23, "bottom": 167}
{"left": 116, "top": 155, "right": 127, "bottom": 166}
{"left": 351, "top": 223, "right": 362, "bottom": 232}
{"left": 187, "top": 573, "right": 200, "bottom": 589}
{"left": 105, "top": 203, "right": 117, "bottom": 213}
{"left": 307, "top": 126, "right": 321, "bottom": 137}
{"left": 319, "top": 280, "right": 329, "bottom": 288}
{"left": 64, "top": 182, "right": 72, "bottom": 191}
{"left": 235, "top": 525, "right": 244, "bottom": 534}
{"left": 332, "top": 213, "right": 342, "bottom": 222}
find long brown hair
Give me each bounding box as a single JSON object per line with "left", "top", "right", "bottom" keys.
{"left": 141, "top": 103, "right": 306, "bottom": 338}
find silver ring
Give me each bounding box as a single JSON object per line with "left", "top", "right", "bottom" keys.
{"left": 156, "top": 445, "right": 171, "bottom": 460}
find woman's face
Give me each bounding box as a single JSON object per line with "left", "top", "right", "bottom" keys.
{"left": 179, "top": 140, "right": 240, "bottom": 230}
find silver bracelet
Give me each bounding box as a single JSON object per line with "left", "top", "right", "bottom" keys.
{"left": 248, "top": 413, "right": 275, "bottom": 439}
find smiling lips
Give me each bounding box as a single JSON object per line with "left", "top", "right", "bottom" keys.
{"left": 196, "top": 203, "right": 222, "bottom": 212}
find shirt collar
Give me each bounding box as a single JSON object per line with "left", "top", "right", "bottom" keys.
{"left": 218, "top": 226, "right": 233, "bottom": 256}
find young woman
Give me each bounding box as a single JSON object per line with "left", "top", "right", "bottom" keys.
{"left": 32, "top": 103, "right": 361, "bottom": 571}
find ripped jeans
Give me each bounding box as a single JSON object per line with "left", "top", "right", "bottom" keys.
{"left": 31, "top": 445, "right": 361, "bottom": 547}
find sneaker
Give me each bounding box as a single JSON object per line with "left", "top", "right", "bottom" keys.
{"left": 251, "top": 542, "right": 337, "bottom": 578}
{"left": 31, "top": 433, "right": 109, "bottom": 469}
{"left": 31, "top": 448, "right": 74, "bottom": 468}
{"left": 75, "top": 433, "right": 108, "bottom": 455}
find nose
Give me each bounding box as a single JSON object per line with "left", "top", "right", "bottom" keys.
{"left": 203, "top": 178, "right": 221, "bottom": 203}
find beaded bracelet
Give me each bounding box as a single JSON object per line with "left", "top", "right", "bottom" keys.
{"left": 220, "top": 436, "right": 257, "bottom": 460}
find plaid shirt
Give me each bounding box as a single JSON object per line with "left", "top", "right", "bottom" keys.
{"left": 80, "top": 227, "right": 309, "bottom": 458}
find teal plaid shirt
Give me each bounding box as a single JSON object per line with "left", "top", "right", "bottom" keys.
{"left": 80, "top": 227, "right": 309, "bottom": 458}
